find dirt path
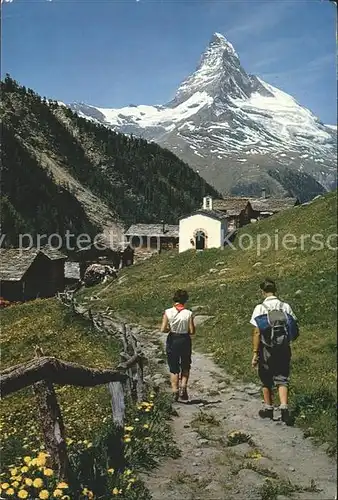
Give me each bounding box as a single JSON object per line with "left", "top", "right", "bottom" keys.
{"left": 139, "top": 331, "right": 337, "bottom": 500}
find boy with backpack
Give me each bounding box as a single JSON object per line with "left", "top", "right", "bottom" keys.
{"left": 250, "top": 278, "right": 299, "bottom": 425}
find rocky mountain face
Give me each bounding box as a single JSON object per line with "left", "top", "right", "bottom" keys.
{"left": 70, "top": 33, "right": 337, "bottom": 201}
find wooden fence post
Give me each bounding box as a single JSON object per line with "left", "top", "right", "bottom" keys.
{"left": 32, "top": 347, "right": 71, "bottom": 482}
{"left": 127, "top": 327, "right": 144, "bottom": 403}
{"left": 108, "top": 381, "right": 126, "bottom": 471}
{"left": 120, "top": 323, "right": 134, "bottom": 398}
{"left": 135, "top": 357, "right": 144, "bottom": 403}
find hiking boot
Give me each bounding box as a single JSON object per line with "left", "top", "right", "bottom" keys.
{"left": 258, "top": 407, "right": 274, "bottom": 420}
{"left": 179, "top": 387, "right": 189, "bottom": 401}
{"left": 172, "top": 391, "right": 179, "bottom": 403}
{"left": 281, "top": 408, "right": 294, "bottom": 426}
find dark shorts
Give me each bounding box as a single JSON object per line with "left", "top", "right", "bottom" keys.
{"left": 258, "top": 344, "right": 291, "bottom": 389}
{"left": 166, "top": 333, "right": 192, "bottom": 374}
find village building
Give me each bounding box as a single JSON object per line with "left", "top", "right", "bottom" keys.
{"left": 69, "top": 243, "right": 135, "bottom": 281}
{"left": 248, "top": 196, "right": 300, "bottom": 218}
{"left": 208, "top": 191, "right": 300, "bottom": 225}
{"left": 211, "top": 197, "right": 255, "bottom": 230}
{"left": 124, "top": 223, "right": 179, "bottom": 251}
{"left": 0, "top": 247, "right": 67, "bottom": 302}
{"left": 179, "top": 198, "right": 228, "bottom": 253}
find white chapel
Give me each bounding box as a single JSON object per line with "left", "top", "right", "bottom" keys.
{"left": 178, "top": 196, "right": 228, "bottom": 253}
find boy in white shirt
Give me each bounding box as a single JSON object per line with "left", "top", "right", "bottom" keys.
{"left": 250, "top": 278, "right": 299, "bottom": 424}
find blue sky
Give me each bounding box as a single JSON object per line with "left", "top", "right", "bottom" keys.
{"left": 2, "top": 0, "right": 337, "bottom": 124}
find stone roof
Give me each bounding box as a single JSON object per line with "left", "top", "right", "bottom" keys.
{"left": 40, "top": 245, "right": 68, "bottom": 260}
{"left": 212, "top": 198, "right": 250, "bottom": 215}
{"left": 180, "top": 209, "right": 228, "bottom": 222}
{"left": 125, "top": 224, "right": 179, "bottom": 238}
{"left": 248, "top": 197, "right": 299, "bottom": 212}
{"left": 0, "top": 248, "right": 67, "bottom": 282}
{"left": 212, "top": 196, "right": 298, "bottom": 214}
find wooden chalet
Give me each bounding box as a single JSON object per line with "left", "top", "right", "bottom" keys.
{"left": 206, "top": 191, "right": 300, "bottom": 227}
{"left": 0, "top": 247, "right": 67, "bottom": 302}
{"left": 248, "top": 197, "right": 300, "bottom": 218}
{"left": 125, "top": 222, "right": 179, "bottom": 251}
{"left": 71, "top": 243, "right": 134, "bottom": 280}
{"left": 211, "top": 197, "right": 255, "bottom": 230}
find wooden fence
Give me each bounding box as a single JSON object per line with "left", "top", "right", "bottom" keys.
{"left": 0, "top": 291, "right": 146, "bottom": 483}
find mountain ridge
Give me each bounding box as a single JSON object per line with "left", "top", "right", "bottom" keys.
{"left": 69, "top": 33, "right": 337, "bottom": 201}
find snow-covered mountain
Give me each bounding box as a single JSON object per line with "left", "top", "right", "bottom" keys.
{"left": 70, "top": 33, "right": 337, "bottom": 199}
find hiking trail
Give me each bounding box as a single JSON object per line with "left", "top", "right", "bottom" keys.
{"left": 137, "top": 329, "right": 337, "bottom": 500}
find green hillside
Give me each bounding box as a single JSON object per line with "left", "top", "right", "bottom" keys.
{"left": 79, "top": 191, "right": 337, "bottom": 451}
{"left": 0, "top": 299, "right": 178, "bottom": 498}
{"left": 1, "top": 75, "right": 219, "bottom": 245}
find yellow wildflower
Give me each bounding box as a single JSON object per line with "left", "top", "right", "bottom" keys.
{"left": 52, "top": 489, "right": 63, "bottom": 497}
{"left": 107, "top": 468, "right": 115, "bottom": 474}
{"left": 124, "top": 426, "right": 134, "bottom": 432}
{"left": 43, "top": 468, "right": 54, "bottom": 476}
{"left": 9, "top": 468, "right": 18, "bottom": 476}
{"left": 112, "top": 487, "right": 120, "bottom": 495}
{"left": 33, "top": 478, "right": 44, "bottom": 488}
{"left": 143, "top": 424, "right": 149, "bottom": 429}
{"left": 18, "top": 490, "right": 29, "bottom": 499}
{"left": 21, "top": 466, "right": 29, "bottom": 473}
{"left": 1, "top": 483, "right": 9, "bottom": 489}
{"left": 11, "top": 481, "right": 19, "bottom": 488}
{"left": 25, "top": 478, "right": 33, "bottom": 486}
{"left": 56, "top": 482, "right": 69, "bottom": 489}
{"left": 124, "top": 436, "right": 131, "bottom": 443}
{"left": 36, "top": 457, "right": 46, "bottom": 467}
{"left": 39, "top": 490, "right": 50, "bottom": 499}
{"left": 6, "top": 488, "right": 15, "bottom": 496}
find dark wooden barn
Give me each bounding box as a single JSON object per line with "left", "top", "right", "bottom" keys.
{"left": 0, "top": 248, "right": 67, "bottom": 302}
{"left": 125, "top": 223, "right": 179, "bottom": 251}
{"left": 70, "top": 243, "right": 135, "bottom": 279}
{"left": 212, "top": 198, "right": 255, "bottom": 230}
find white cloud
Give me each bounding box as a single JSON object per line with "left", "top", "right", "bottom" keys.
{"left": 226, "top": 1, "right": 292, "bottom": 43}
{"left": 242, "top": 34, "right": 325, "bottom": 73}
{"left": 260, "top": 54, "right": 335, "bottom": 88}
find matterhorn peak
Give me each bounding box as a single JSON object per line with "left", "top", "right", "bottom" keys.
{"left": 209, "top": 32, "right": 238, "bottom": 58}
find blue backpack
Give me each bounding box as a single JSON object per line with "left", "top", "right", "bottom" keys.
{"left": 255, "top": 303, "right": 299, "bottom": 348}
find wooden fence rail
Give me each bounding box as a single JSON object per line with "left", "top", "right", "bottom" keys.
{"left": 0, "top": 291, "right": 147, "bottom": 483}
{"left": 1, "top": 356, "right": 128, "bottom": 397}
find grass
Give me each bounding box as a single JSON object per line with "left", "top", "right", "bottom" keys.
{"left": 190, "top": 411, "right": 225, "bottom": 444}
{"left": 0, "top": 299, "right": 180, "bottom": 499}
{"left": 258, "top": 477, "right": 321, "bottom": 500}
{"left": 78, "top": 190, "right": 337, "bottom": 452}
